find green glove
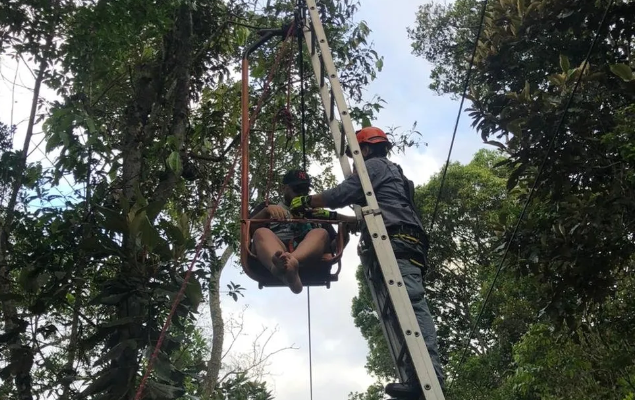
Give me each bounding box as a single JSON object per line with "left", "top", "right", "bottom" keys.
{"left": 290, "top": 195, "right": 311, "bottom": 213}
{"left": 308, "top": 208, "right": 337, "bottom": 220}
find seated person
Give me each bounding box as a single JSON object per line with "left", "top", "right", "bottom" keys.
{"left": 249, "top": 169, "right": 356, "bottom": 294}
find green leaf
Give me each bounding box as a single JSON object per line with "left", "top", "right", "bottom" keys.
{"left": 128, "top": 209, "right": 146, "bottom": 236}
{"left": 523, "top": 81, "right": 531, "bottom": 101}
{"left": 362, "top": 115, "right": 372, "bottom": 128}
{"left": 85, "top": 115, "right": 97, "bottom": 134}
{"left": 109, "top": 162, "right": 119, "bottom": 182}
{"left": 609, "top": 63, "right": 635, "bottom": 82}
{"left": 167, "top": 151, "right": 183, "bottom": 175}
{"left": 160, "top": 220, "right": 186, "bottom": 246}
{"left": 140, "top": 216, "right": 162, "bottom": 248}
{"left": 93, "top": 293, "right": 127, "bottom": 306}
{"left": 358, "top": 21, "right": 370, "bottom": 36}
{"left": 142, "top": 201, "right": 165, "bottom": 221}
{"left": 507, "top": 163, "right": 527, "bottom": 191}
{"left": 375, "top": 57, "right": 384, "bottom": 71}
{"left": 93, "top": 339, "right": 137, "bottom": 367}
{"left": 185, "top": 275, "right": 203, "bottom": 310}
{"left": 95, "top": 205, "right": 127, "bottom": 233}
{"left": 80, "top": 369, "right": 119, "bottom": 397}
{"left": 485, "top": 140, "right": 506, "bottom": 150}
{"left": 548, "top": 73, "right": 564, "bottom": 87}
{"left": 559, "top": 54, "right": 570, "bottom": 73}
{"left": 235, "top": 26, "right": 250, "bottom": 46}
{"left": 526, "top": 1, "right": 541, "bottom": 14}
{"left": 517, "top": 0, "right": 524, "bottom": 17}
{"left": 154, "top": 356, "right": 175, "bottom": 383}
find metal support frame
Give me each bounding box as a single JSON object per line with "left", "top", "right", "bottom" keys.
{"left": 301, "top": 1, "right": 445, "bottom": 399}
{"left": 240, "top": 24, "right": 296, "bottom": 281}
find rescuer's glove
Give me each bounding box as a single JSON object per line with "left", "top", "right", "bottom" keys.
{"left": 306, "top": 208, "right": 337, "bottom": 220}
{"left": 290, "top": 195, "right": 312, "bottom": 213}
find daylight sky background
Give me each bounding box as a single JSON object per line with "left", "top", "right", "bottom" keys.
{"left": 0, "top": 0, "right": 488, "bottom": 399}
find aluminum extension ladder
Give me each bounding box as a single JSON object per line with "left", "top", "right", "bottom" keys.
{"left": 300, "top": 1, "right": 445, "bottom": 399}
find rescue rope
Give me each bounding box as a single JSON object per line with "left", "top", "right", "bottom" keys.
{"left": 265, "top": 39, "right": 297, "bottom": 204}
{"left": 306, "top": 287, "right": 314, "bottom": 400}
{"left": 450, "top": 0, "right": 614, "bottom": 387}
{"left": 294, "top": 3, "right": 313, "bottom": 398}
{"left": 264, "top": 115, "right": 277, "bottom": 205}
{"left": 134, "top": 22, "right": 296, "bottom": 400}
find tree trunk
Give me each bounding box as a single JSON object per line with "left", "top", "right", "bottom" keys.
{"left": 204, "top": 245, "right": 234, "bottom": 397}
{"left": 111, "top": 58, "right": 150, "bottom": 400}
{"left": 111, "top": 4, "right": 193, "bottom": 399}
{"left": 60, "top": 285, "right": 81, "bottom": 400}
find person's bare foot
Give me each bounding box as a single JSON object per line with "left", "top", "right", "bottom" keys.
{"left": 272, "top": 251, "right": 302, "bottom": 294}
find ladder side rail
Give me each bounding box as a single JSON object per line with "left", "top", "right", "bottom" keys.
{"left": 301, "top": 21, "right": 362, "bottom": 219}
{"left": 301, "top": 25, "right": 352, "bottom": 179}
{"left": 363, "top": 215, "right": 445, "bottom": 399}
{"left": 303, "top": 2, "right": 445, "bottom": 398}
{"left": 362, "top": 256, "right": 410, "bottom": 381}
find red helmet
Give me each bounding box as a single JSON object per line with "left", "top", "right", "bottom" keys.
{"left": 345, "top": 126, "right": 392, "bottom": 157}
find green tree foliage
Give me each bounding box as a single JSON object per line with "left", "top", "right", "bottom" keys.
{"left": 347, "top": 381, "right": 385, "bottom": 400}
{"left": 410, "top": 0, "right": 634, "bottom": 329}
{"left": 418, "top": 150, "right": 514, "bottom": 361}
{"left": 0, "top": 0, "right": 385, "bottom": 399}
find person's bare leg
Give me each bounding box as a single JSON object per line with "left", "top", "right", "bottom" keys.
{"left": 291, "top": 228, "right": 330, "bottom": 266}
{"left": 252, "top": 228, "right": 287, "bottom": 277}
{"left": 272, "top": 228, "right": 330, "bottom": 294}
{"left": 253, "top": 228, "right": 304, "bottom": 293}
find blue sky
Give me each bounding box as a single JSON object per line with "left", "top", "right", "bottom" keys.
{"left": 0, "top": 0, "right": 489, "bottom": 399}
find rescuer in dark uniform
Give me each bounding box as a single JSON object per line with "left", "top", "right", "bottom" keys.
{"left": 289, "top": 127, "right": 445, "bottom": 393}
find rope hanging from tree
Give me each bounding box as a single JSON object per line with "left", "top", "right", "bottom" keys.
{"left": 264, "top": 39, "right": 297, "bottom": 205}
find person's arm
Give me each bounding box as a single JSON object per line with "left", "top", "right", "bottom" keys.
{"left": 302, "top": 159, "right": 383, "bottom": 210}
{"left": 248, "top": 203, "right": 288, "bottom": 235}
{"left": 305, "top": 209, "right": 357, "bottom": 224}
{"left": 288, "top": 174, "right": 362, "bottom": 211}
{"left": 309, "top": 173, "right": 363, "bottom": 209}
